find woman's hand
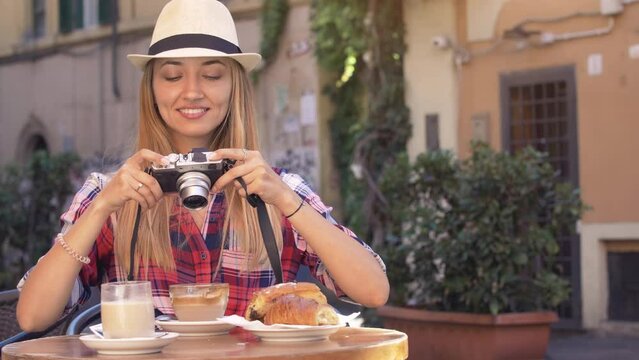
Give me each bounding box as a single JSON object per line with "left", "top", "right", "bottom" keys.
{"left": 209, "top": 149, "right": 299, "bottom": 213}
{"left": 94, "top": 149, "right": 166, "bottom": 214}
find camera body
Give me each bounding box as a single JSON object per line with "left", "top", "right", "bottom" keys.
{"left": 149, "top": 148, "right": 234, "bottom": 209}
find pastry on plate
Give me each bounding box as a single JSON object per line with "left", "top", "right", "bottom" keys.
{"left": 244, "top": 282, "right": 337, "bottom": 326}
{"left": 263, "top": 294, "right": 339, "bottom": 326}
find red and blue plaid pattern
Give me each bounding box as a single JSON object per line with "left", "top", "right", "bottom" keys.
{"left": 25, "top": 169, "right": 385, "bottom": 317}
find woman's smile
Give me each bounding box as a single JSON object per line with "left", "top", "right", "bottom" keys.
{"left": 177, "top": 106, "right": 210, "bottom": 119}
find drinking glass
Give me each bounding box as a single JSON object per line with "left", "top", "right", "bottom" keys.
{"left": 169, "top": 283, "right": 229, "bottom": 321}
{"left": 100, "top": 281, "right": 155, "bottom": 339}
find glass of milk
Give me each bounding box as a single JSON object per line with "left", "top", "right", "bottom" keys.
{"left": 100, "top": 281, "right": 155, "bottom": 339}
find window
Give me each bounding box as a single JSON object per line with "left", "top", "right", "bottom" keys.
{"left": 84, "top": 0, "right": 99, "bottom": 28}
{"left": 32, "top": 0, "right": 46, "bottom": 38}
{"left": 425, "top": 113, "right": 440, "bottom": 151}
{"left": 59, "top": 0, "right": 117, "bottom": 34}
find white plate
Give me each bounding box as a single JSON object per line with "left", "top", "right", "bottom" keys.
{"left": 156, "top": 319, "right": 236, "bottom": 337}
{"left": 79, "top": 332, "right": 178, "bottom": 355}
{"left": 247, "top": 324, "right": 344, "bottom": 342}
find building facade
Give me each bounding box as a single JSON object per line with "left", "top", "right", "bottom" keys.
{"left": 0, "top": 0, "right": 333, "bottom": 201}
{"left": 404, "top": 0, "right": 639, "bottom": 330}
{"left": 3, "top": 0, "right": 637, "bottom": 332}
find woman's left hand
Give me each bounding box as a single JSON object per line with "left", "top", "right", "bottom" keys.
{"left": 209, "top": 148, "right": 299, "bottom": 212}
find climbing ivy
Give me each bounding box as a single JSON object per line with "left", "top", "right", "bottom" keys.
{"left": 312, "top": 0, "right": 411, "bottom": 249}
{"left": 259, "top": 0, "right": 289, "bottom": 67}
{"left": 311, "top": 0, "right": 367, "bottom": 231}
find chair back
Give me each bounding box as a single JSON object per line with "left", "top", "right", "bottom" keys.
{"left": 66, "top": 303, "right": 101, "bottom": 335}
{"left": 0, "top": 290, "right": 22, "bottom": 341}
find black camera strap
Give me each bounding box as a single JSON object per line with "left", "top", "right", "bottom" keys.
{"left": 127, "top": 204, "right": 142, "bottom": 281}
{"left": 126, "top": 177, "right": 284, "bottom": 284}
{"left": 235, "top": 177, "right": 283, "bottom": 285}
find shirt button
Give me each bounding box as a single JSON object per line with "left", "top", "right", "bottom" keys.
{"left": 201, "top": 252, "right": 207, "bottom": 260}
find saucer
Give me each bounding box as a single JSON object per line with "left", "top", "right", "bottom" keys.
{"left": 156, "top": 319, "right": 236, "bottom": 337}
{"left": 79, "top": 332, "right": 178, "bottom": 355}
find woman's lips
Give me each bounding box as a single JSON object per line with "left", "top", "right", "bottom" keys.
{"left": 178, "top": 107, "right": 209, "bottom": 119}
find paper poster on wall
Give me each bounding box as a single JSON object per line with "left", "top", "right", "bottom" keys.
{"left": 273, "top": 147, "right": 319, "bottom": 190}
{"left": 283, "top": 114, "right": 300, "bottom": 133}
{"left": 300, "top": 92, "right": 316, "bottom": 126}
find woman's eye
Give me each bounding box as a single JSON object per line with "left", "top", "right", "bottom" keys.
{"left": 204, "top": 75, "right": 221, "bottom": 80}
{"left": 164, "top": 75, "right": 181, "bottom": 81}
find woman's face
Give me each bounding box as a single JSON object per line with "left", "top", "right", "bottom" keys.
{"left": 152, "top": 57, "right": 233, "bottom": 152}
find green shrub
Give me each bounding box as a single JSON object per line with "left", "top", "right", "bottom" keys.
{"left": 380, "top": 143, "right": 586, "bottom": 314}
{"left": 0, "top": 151, "right": 80, "bottom": 289}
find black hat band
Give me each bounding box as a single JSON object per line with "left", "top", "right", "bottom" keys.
{"left": 148, "top": 33, "right": 242, "bottom": 55}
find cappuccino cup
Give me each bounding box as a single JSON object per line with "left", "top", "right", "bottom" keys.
{"left": 169, "top": 283, "right": 229, "bottom": 321}
{"left": 100, "top": 281, "right": 155, "bottom": 339}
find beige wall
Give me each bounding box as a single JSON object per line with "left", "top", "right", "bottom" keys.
{"left": 456, "top": 0, "right": 639, "bottom": 329}
{"left": 0, "top": 1, "right": 166, "bottom": 58}
{"left": 0, "top": 38, "right": 145, "bottom": 164}
{"left": 458, "top": 0, "right": 639, "bottom": 224}
{"left": 466, "top": 0, "right": 508, "bottom": 41}
{"left": 404, "top": 0, "right": 458, "bottom": 157}
{"left": 255, "top": 2, "right": 335, "bottom": 205}
{"left": 0, "top": 0, "right": 167, "bottom": 165}
{"left": 0, "top": 1, "right": 29, "bottom": 52}
{"left": 0, "top": 0, "right": 333, "bottom": 204}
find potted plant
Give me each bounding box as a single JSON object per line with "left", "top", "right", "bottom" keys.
{"left": 376, "top": 142, "right": 586, "bottom": 359}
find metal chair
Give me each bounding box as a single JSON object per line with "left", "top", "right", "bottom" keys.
{"left": 0, "top": 290, "right": 23, "bottom": 341}
{"left": 65, "top": 303, "right": 101, "bottom": 335}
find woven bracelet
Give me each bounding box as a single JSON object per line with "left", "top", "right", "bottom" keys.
{"left": 56, "top": 233, "right": 91, "bottom": 264}
{"left": 285, "top": 199, "right": 305, "bottom": 219}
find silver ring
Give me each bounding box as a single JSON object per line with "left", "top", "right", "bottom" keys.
{"left": 135, "top": 183, "right": 143, "bottom": 192}
{"left": 241, "top": 148, "right": 248, "bottom": 162}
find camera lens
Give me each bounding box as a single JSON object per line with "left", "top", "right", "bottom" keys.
{"left": 183, "top": 195, "right": 208, "bottom": 210}
{"left": 176, "top": 172, "right": 211, "bottom": 210}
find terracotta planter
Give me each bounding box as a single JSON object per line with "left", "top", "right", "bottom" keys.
{"left": 377, "top": 305, "right": 557, "bottom": 360}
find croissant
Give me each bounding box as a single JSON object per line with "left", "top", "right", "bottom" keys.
{"left": 263, "top": 294, "right": 339, "bottom": 326}
{"left": 244, "top": 282, "right": 328, "bottom": 321}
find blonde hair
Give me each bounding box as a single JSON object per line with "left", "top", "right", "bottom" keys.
{"left": 114, "top": 59, "right": 283, "bottom": 278}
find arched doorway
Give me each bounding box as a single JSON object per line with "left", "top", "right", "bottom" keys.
{"left": 26, "top": 134, "right": 49, "bottom": 154}
{"left": 17, "top": 116, "right": 50, "bottom": 162}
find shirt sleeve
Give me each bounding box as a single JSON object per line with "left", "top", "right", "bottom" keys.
{"left": 279, "top": 170, "right": 386, "bottom": 298}
{"left": 17, "top": 172, "right": 109, "bottom": 311}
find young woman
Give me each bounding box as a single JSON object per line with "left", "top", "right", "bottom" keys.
{"left": 17, "top": 0, "right": 388, "bottom": 332}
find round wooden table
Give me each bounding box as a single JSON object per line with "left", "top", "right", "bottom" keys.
{"left": 1, "top": 327, "right": 408, "bottom": 360}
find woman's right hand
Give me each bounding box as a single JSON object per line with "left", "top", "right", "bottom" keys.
{"left": 94, "top": 149, "right": 166, "bottom": 213}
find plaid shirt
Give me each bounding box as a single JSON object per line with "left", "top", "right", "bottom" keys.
{"left": 26, "top": 169, "right": 384, "bottom": 317}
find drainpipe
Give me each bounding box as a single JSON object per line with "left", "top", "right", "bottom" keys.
{"left": 99, "top": 42, "right": 106, "bottom": 155}
{"left": 111, "top": 0, "right": 120, "bottom": 100}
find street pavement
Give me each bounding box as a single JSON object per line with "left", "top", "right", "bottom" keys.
{"left": 546, "top": 330, "right": 639, "bottom": 360}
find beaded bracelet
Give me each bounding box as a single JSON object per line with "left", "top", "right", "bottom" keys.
{"left": 285, "top": 199, "right": 305, "bottom": 219}
{"left": 56, "top": 233, "right": 91, "bottom": 264}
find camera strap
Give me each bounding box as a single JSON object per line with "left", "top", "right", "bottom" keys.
{"left": 235, "top": 177, "right": 283, "bottom": 285}
{"left": 126, "top": 178, "right": 284, "bottom": 284}
{"left": 127, "top": 204, "right": 142, "bottom": 281}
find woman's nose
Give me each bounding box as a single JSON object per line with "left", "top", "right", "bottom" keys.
{"left": 182, "top": 75, "right": 204, "bottom": 101}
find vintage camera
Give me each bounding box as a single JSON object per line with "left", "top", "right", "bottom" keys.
{"left": 150, "top": 148, "right": 234, "bottom": 210}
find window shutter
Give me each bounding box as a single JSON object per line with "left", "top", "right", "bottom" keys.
{"left": 99, "top": 0, "right": 114, "bottom": 25}
{"left": 59, "top": 0, "right": 72, "bottom": 33}
{"left": 72, "top": 0, "right": 84, "bottom": 29}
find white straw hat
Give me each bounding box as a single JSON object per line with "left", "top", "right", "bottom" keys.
{"left": 127, "top": 0, "right": 261, "bottom": 72}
